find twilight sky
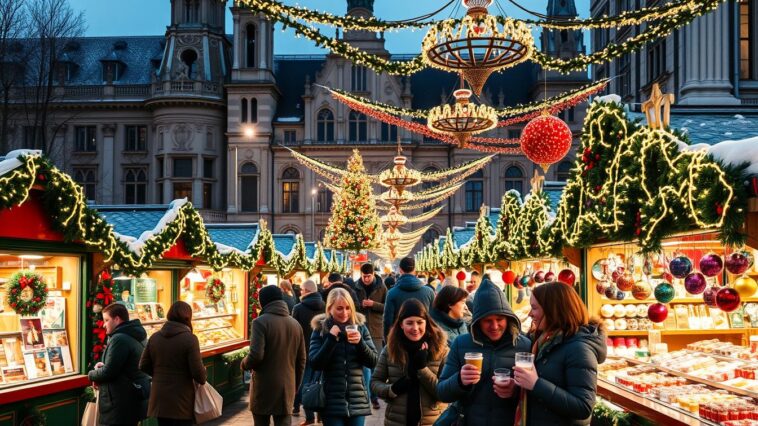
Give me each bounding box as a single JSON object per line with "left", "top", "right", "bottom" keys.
{"left": 67, "top": 0, "right": 590, "bottom": 54}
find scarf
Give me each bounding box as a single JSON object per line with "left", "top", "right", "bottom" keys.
{"left": 401, "top": 337, "right": 424, "bottom": 426}
{"left": 514, "top": 331, "right": 560, "bottom": 426}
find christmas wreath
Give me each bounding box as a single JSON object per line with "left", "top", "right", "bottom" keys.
{"left": 7, "top": 271, "right": 48, "bottom": 316}
{"left": 205, "top": 277, "right": 225, "bottom": 304}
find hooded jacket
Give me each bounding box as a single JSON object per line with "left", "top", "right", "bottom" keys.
{"left": 242, "top": 300, "right": 307, "bottom": 415}
{"left": 309, "top": 312, "right": 378, "bottom": 418}
{"left": 436, "top": 278, "right": 531, "bottom": 426}
{"left": 354, "top": 275, "right": 387, "bottom": 345}
{"left": 89, "top": 319, "right": 150, "bottom": 425}
{"left": 383, "top": 274, "right": 436, "bottom": 338}
{"left": 429, "top": 308, "right": 468, "bottom": 348}
{"left": 139, "top": 320, "right": 207, "bottom": 420}
{"left": 525, "top": 321, "right": 607, "bottom": 426}
{"left": 292, "top": 292, "right": 326, "bottom": 352}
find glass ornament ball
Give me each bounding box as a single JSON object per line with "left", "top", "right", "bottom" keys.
{"left": 604, "top": 285, "right": 618, "bottom": 300}
{"left": 557, "top": 269, "right": 576, "bottom": 286}
{"left": 647, "top": 303, "right": 669, "bottom": 323}
{"left": 698, "top": 253, "right": 723, "bottom": 277}
{"left": 502, "top": 270, "right": 517, "bottom": 285}
{"left": 519, "top": 275, "right": 531, "bottom": 288}
{"left": 616, "top": 272, "right": 635, "bottom": 292}
{"left": 596, "top": 281, "right": 611, "bottom": 296}
{"left": 716, "top": 287, "right": 742, "bottom": 312}
{"left": 544, "top": 271, "right": 556, "bottom": 282}
{"left": 726, "top": 252, "right": 750, "bottom": 275}
{"left": 631, "top": 280, "right": 652, "bottom": 300}
{"left": 615, "top": 289, "right": 626, "bottom": 301}
{"left": 533, "top": 270, "right": 545, "bottom": 283}
{"left": 654, "top": 282, "right": 675, "bottom": 304}
{"left": 733, "top": 275, "right": 758, "bottom": 298}
{"left": 611, "top": 267, "right": 624, "bottom": 284}
{"left": 455, "top": 271, "right": 466, "bottom": 281}
{"left": 684, "top": 272, "right": 707, "bottom": 295}
{"left": 669, "top": 256, "right": 693, "bottom": 279}
{"left": 703, "top": 285, "right": 720, "bottom": 308}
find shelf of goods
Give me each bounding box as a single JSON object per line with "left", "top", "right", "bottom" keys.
{"left": 587, "top": 232, "right": 758, "bottom": 352}
{"left": 599, "top": 338, "right": 758, "bottom": 425}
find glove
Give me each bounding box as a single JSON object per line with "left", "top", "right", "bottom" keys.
{"left": 410, "top": 349, "right": 429, "bottom": 372}
{"left": 391, "top": 376, "right": 410, "bottom": 395}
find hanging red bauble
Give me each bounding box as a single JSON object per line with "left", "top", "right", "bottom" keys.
{"left": 716, "top": 287, "right": 741, "bottom": 312}
{"left": 544, "top": 271, "right": 556, "bottom": 282}
{"left": 519, "top": 114, "right": 573, "bottom": 171}
{"left": 502, "top": 270, "right": 516, "bottom": 285}
{"left": 557, "top": 269, "right": 575, "bottom": 286}
{"left": 648, "top": 303, "right": 668, "bottom": 323}
{"left": 456, "top": 271, "right": 467, "bottom": 281}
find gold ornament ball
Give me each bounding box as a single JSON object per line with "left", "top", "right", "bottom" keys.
{"left": 733, "top": 275, "right": 758, "bottom": 298}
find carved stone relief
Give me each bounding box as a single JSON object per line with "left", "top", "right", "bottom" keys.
{"left": 172, "top": 124, "right": 194, "bottom": 151}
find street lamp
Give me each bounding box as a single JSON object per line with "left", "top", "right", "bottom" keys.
{"left": 311, "top": 187, "right": 318, "bottom": 240}
{"left": 244, "top": 126, "right": 255, "bottom": 139}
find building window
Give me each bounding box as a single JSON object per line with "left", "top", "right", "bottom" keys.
{"left": 23, "top": 126, "right": 43, "bottom": 150}
{"left": 617, "top": 52, "right": 631, "bottom": 98}
{"left": 647, "top": 39, "right": 666, "bottom": 82}
{"left": 241, "top": 98, "right": 248, "bottom": 123}
{"left": 180, "top": 49, "right": 197, "bottom": 79}
{"left": 203, "top": 183, "right": 212, "bottom": 209}
{"left": 173, "top": 182, "right": 192, "bottom": 200}
{"left": 203, "top": 158, "right": 213, "bottom": 179}
{"left": 381, "top": 122, "right": 398, "bottom": 142}
{"left": 246, "top": 23, "right": 256, "bottom": 67}
{"left": 73, "top": 168, "right": 97, "bottom": 201}
{"left": 317, "top": 186, "right": 333, "bottom": 212}
{"left": 348, "top": 111, "right": 367, "bottom": 142}
{"left": 421, "top": 166, "right": 438, "bottom": 213}
{"left": 74, "top": 126, "right": 96, "bottom": 152}
{"left": 351, "top": 65, "right": 367, "bottom": 91}
{"left": 556, "top": 161, "right": 572, "bottom": 182}
{"left": 465, "top": 170, "right": 484, "bottom": 212}
{"left": 317, "top": 108, "right": 334, "bottom": 142}
{"left": 741, "top": 0, "right": 752, "bottom": 79}
{"left": 240, "top": 162, "right": 258, "bottom": 212}
{"left": 157, "top": 158, "right": 164, "bottom": 178}
{"left": 250, "top": 98, "right": 258, "bottom": 123}
{"left": 184, "top": 0, "right": 199, "bottom": 23}
{"left": 125, "top": 125, "right": 147, "bottom": 152}
{"left": 505, "top": 165, "right": 524, "bottom": 194}
{"left": 124, "top": 168, "right": 147, "bottom": 204}
{"left": 507, "top": 129, "right": 521, "bottom": 139}
{"left": 282, "top": 167, "right": 300, "bottom": 213}
{"left": 156, "top": 183, "right": 163, "bottom": 204}
{"left": 173, "top": 158, "right": 193, "bottom": 178}
{"left": 284, "top": 130, "right": 297, "bottom": 144}
{"left": 422, "top": 228, "right": 439, "bottom": 245}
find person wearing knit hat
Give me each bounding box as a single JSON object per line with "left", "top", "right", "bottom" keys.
{"left": 371, "top": 299, "right": 449, "bottom": 426}
{"left": 242, "top": 283, "right": 306, "bottom": 426}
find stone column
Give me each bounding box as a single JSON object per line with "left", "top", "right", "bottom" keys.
{"left": 227, "top": 145, "right": 238, "bottom": 213}
{"left": 259, "top": 21, "right": 268, "bottom": 69}
{"left": 233, "top": 14, "right": 240, "bottom": 69}
{"left": 101, "top": 124, "right": 116, "bottom": 204}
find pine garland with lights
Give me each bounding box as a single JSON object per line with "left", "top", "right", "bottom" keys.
{"left": 323, "top": 150, "right": 381, "bottom": 251}
{"left": 494, "top": 190, "right": 523, "bottom": 259}
{"left": 461, "top": 208, "right": 496, "bottom": 266}
{"left": 440, "top": 229, "right": 459, "bottom": 270}
{"left": 512, "top": 190, "right": 553, "bottom": 259}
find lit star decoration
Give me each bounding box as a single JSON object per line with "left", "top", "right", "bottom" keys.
{"left": 520, "top": 114, "right": 574, "bottom": 172}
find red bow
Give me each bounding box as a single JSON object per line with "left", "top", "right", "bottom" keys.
{"left": 95, "top": 285, "right": 114, "bottom": 306}
{"left": 93, "top": 327, "right": 107, "bottom": 342}
{"left": 18, "top": 276, "right": 30, "bottom": 289}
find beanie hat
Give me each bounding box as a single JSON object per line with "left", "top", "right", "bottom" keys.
{"left": 397, "top": 299, "right": 426, "bottom": 322}
{"left": 259, "top": 285, "right": 283, "bottom": 308}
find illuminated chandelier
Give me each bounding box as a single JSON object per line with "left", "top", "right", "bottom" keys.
{"left": 422, "top": 0, "right": 535, "bottom": 95}
{"left": 378, "top": 155, "right": 422, "bottom": 192}
{"left": 380, "top": 206, "right": 408, "bottom": 230}
{"left": 428, "top": 87, "right": 497, "bottom": 148}
{"left": 379, "top": 186, "right": 414, "bottom": 209}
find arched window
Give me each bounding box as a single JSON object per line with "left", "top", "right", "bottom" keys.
{"left": 348, "top": 111, "right": 367, "bottom": 142}
{"left": 282, "top": 227, "right": 298, "bottom": 235}
{"left": 381, "top": 122, "right": 398, "bottom": 142}
{"left": 556, "top": 161, "right": 572, "bottom": 182}
{"left": 180, "top": 49, "right": 197, "bottom": 79}
{"left": 422, "top": 228, "right": 440, "bottom": 245}
{"left": 465, "top": 169, "right": 484, "bottom": 212}
{"left": 241, "top": 98, "right": 248, "bottom": 123}
{"left": 124, "top": 168, "right": 147, "bottom": 204}
{"left": 317, "top": 186, "right": 333, "bottom": 212}
{"left": 504, "top": 165, "right": 524, "bottom": 194}
{"left": 316, "top": 109, "right": 334, "bottom": 142}
{"left": 250, "top": 98, "right": 258, "bottom": 123}
{"left": 74, "top": 168, "right": 97, "bottom": 201}
{"left": 282, "top": 167, "right": 300, "bottom": 213}
{"left": 421, "top": 166, "right": 438, "bottom": 213}
{"left": 240, "top": 162, "right": 258, "bottom": 212}
{"left": 245, "top": 23, "right": 256, "bottom": 67}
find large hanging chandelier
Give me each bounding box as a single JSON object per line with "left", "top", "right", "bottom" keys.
{"left": 379, "top": 187, "right": 414, "bottom": 209}
{"left": 422, "top": 0, "right": 535, "bottom": 95}
{"left": 428, "top": 87, "right": 497, "bottom": 148}
{"left": 380, "top": 206, "right": 408, "bottom": 229}
{"left": 378, "top": 155, "right": 422, "bottom": 192}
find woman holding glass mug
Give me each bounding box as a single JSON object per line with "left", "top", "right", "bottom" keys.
{"left": 310, "top": 288, "right": 378, "bottom": 426}
{"left": 512, "top": 283, "right": 606, "bottom": 425}
{"left": 437, "top": 278, "right": 530, "bottom": 425}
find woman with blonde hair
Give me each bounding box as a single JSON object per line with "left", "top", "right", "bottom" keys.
{"left": 371, "top": 299, "right": 448, "bottom": 426}
{"left": 513, "top": 282, "right": 606, "bottom": 425}
{"left": 279, "top": 279, "right": 298, "bottom": 313}
{"left": 309, "top": 288, "right": 378, "bottom": 426}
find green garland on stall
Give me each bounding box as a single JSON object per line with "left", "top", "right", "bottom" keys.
{"left": 592, "top": 400, "right": 633, "bottom": 426}
{"left": 222, "top": 347, "right": 249, "bottom": 365}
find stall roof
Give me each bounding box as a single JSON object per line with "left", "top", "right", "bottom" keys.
{"left": 273, "top": 234, "right": 297, "bottom": 260}
{"left": 205, "top": 223, "right": 259, "bottom": 253}
{"left": 92, "top": 203, "right": 181, "bottom": 239}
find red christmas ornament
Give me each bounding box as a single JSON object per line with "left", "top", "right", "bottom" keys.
{"left": 716, "top": 287, "right": 741, "bottom": 312}
{"left": 502, "top": 270, "right": 516, "bottom": 285}
{"left": 557, "top": 269, "right": 575, "bottom": 286}
{"left": 520, "top": 115, "right": 573, "bottom": 171}
{"left": 647, "top": 303, "right": 668, "bottom": 323}
{"left": 456, "top": 271, "right": 467, "bottom": 281}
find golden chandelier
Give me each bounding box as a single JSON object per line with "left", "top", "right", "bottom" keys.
{"left": 427, "top": 87, "right": 497, "bottom": 148}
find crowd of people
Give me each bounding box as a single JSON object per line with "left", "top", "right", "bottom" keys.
{"left": 87, "top": 256, "right": 606, "bottom": 426}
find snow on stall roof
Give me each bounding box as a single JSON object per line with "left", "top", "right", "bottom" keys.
{"left": 678, "top": 136, "right": 758, "bottom": 175}
{"left": 0, "top": 150, "right": 42, "bottom": 177}
{"left": 111, "top": 198, "right": 188, "bottom": 256}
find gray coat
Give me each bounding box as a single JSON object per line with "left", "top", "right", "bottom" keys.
{"left": 354, "top": 275, "right": 387, "bottom": 346}
{"left": 525, "top": 322, "right": 607, "bottom": 426}
{"left": 436, "top": 279, "right": 531, "bottom": 426}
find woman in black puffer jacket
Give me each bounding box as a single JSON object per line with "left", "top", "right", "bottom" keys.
{"left": 310, "top": 288, "right": 378, "bottom": 426}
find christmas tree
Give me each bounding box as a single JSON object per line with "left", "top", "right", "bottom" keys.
{"left": 440, "top": 228, "right": 459, "bottom": 270}
{"left": 511, "top": 172, "right": 553, "bottom": 259}
{"left": 462, "top": 205, "right": 495, "bottom": 266}
{"left": 494, "top": 190, "right": 522, "bottom": 259}
{"left": 323, "top": 150, "right": 381, "bottom": 251}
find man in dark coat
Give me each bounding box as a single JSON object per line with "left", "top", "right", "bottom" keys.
{"left": 355, "top": 263, "right": 388, "bottom": 409}
{"left": 242, "top": 285, "right": 307, "bottom": 426}
{"left": 88, "top": 303, "right": 150, "bottom": 426}
{"left": 291, "top": 279, "right": 325, "bottom": 425}
{"left": 321, "top": 272, "right": 360, "bottom": 307}
{"left": 382, "top": 257, "right": 435, "bottom": 338}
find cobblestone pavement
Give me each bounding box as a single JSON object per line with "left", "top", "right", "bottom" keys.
{"left": 206, "top": 392, "right": 386, "bottom": 426}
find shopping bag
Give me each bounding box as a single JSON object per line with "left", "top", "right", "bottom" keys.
{"left": 81, "top": 391, "right": 99, "bottom": 426}
{"left": 194, "top": 382, "right": 223, "bottom": 424}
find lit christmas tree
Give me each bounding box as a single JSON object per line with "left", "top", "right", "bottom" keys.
{"left": 494, "top": 190, "right": 522, "bottom": 259}
{"left": 323, "top": 150, "right": 381, "bottom": 251}
{"left": 462, "top": 205, "right": 495, "bottom": 266}
{"left": 512, "top": 172, "right": 553, "bottom": 259}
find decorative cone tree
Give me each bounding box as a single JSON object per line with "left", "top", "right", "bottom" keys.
{"left": 512, "top": 172, "right": 552, "bottom": 259}
{"left": 494, "top": 190, "right": 522, "bottom": 259}
{"left": 323, "top": 150, "right": 381, "bottom": 251}
{"left": 441, "top": 228, "right": 459, "bottom": 270}
{"left": 463, "top": 205, "right": 495, "bottom": 266}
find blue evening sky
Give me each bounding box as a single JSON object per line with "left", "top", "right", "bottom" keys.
{"left": 67, "top": 0, "right": 590, "bottom": 54}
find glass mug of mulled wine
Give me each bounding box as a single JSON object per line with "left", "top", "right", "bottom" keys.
{"left": 464, "top": 352, "right": 483, "bottom": 371}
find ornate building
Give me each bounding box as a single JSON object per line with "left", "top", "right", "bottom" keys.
{"left": 2, "top": 0, "right": 587, "bottom": 251}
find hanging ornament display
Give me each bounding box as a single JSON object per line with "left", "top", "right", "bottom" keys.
{"left": 654, "top": 282, "right": 675, "bottom": 304}
{"left": 631, "top": 280, "right": 652, "bottom": 300}
{"left": 519, "top": 114, "right": 573, "bottom": 172}
{"left": 683, "top": 272, "right": 707, "bottom": 295}
{"left": 698, "top": 253, "right": 723, "bottom": 277}
{"left": 533, "top": 270, "right": 545, "bottom": 283}
{"left": 6, "top": 271, "right": 48, "bottom": 316}
{"left": 557, "top": 269, "right": 576, "bottom": 286}
{"left": 743, "top": 250, "right": 755, "bottom": 268}
{"left": 456, "top": 271, "right": 467, "bottom": 281}
{"left": 616, "top": 272, "right": 635, "bottom": 292}
{"left": 648, "top": 303, "right": 669, "bottom": 323}
{"left": 611, "top": 267, "right": 625, "bottom": 284}
{"left": 205, "top": 277, "right": 226, "bottom": 304}
{"left": 544, "top": 271, "right": 556, "bottom": 282}
{"left": 596, "top": 281, "right": 611, "bottom": 296}
{"left": 502, "top": 270, "right": 516, "bottom": 285}
{"left": 715, "top": 287, "right": 741, "bottom": 312}
{"left": 733, "top": 275, "right": 758, "bottom": 298}
{"left": 726, "top": 252, "right": 751, "bottom": 275}
{"left": 615, "top": 289, "right": 626, "bottom": 301}
{"left": 703, "top": 285, "right": 720, "bottom": 308}
{"left": 519, "top": 275, "right": 531, "bottom": 288}
{"left": 661, "top": 271, "right": 674, "bottom": 284}
{"left": 669, "top": 256, "right": 693, "bottom": 279}
{"left": 604, "top": 285, "right": 618, "bottom": 299}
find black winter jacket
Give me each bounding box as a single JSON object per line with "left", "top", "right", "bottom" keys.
{"left": 430, "top": 308, "right": 468, "bottom": 348}
{"left": 88, "top": 319, "right": 150, "bottom": 425}
{"left": 309, "top": 313, "right": 379, "bottom": 418}
{"left": 525, "top": 322, "right": 607, "bottom": 425}
{"left": 292, "top": 292, "right": 325, "bottom": 352}
{"left": 383, "top": 274, "right": 435, "bottom": 338}
{"left": 436, "top": 279, "right": 531, "bottom": 426}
